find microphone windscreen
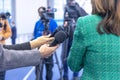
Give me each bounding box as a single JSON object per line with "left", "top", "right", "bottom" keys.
{"left": 50, "top": 26, "right": 64, "bottom": 37}
{"left": 49, "top": 30, "right": 67, "bottom": 47}
{"left": 54, "top": 31, "right": 67, "bottom": 43}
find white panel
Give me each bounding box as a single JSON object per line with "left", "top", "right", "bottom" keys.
{"left": 16, "top": 0, "right": 47, "bottom": 34}
{"left": 76, "top": 0, "right": 92, "bottom": 14}
{"left": 54, "top": 0, "right": 64, "bottom": 19}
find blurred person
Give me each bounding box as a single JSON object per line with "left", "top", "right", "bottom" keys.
{"left": 0, "top": 13, "right": 12, "bottom": 80}
{"left": 5, "top": 12, "right": 16, "bottom": 45}
{"left": 65, "top": 0, "right": 88, "bottom": 21}
{"left": 10, "top": 21, "right": 17, "bottom": 44}
{"left": 5, "top": 12, "right": 12, "bottom": 25}
{"left": 61, "top": 0, "right": 88, "bottom": 80}
{"left": 67, "top": 0, "right": 120, "bottom": 80}
{"left": 33, "top": 6, "right": 58, "bottom": 80}
{"left": 0, "top": 13, "right": 11, "bottom": 44}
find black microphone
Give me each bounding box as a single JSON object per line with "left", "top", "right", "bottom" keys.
{"left": 49, "top": 31, "right": 67, "bottom": 47}
{"left": 50, "top": 26, "right": 64, "bottom": 37}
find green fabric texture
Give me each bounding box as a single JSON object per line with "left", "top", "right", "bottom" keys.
{"left": 67, "top": 15, "right": 120, "bottom": 80}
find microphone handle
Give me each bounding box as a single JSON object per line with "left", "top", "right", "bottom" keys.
{"left": 50, "top": 30, "right": 58, "bottom": 37}
{"left": 49, "top": 40, "right": 58, "bottom": 47}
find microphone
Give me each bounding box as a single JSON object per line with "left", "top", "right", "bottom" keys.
{"left": 50, "top": 26, "right": 64, "bottom": 37}
{"left": 49, "top": 31, "right": 68, "bottom": 47}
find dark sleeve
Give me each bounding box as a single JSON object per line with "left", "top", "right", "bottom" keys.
{"left": 64, "top": 5, "right": 70, "bottom": 21}
{"left": 75, "top": 3, "right": 88, "bottom": 17}
{"left": 3, "top": 42, "right": 31, "bottom": 50}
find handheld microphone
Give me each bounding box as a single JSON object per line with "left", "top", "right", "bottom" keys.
{"left": 49, "top": 31, "right": 67, "bottom": 47}
{"left": 50, "top": 26, "right": 64, "bottom": 37}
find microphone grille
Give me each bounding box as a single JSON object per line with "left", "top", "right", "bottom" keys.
{"left": 54, "top": 31, "right": 67, "bottom": 43}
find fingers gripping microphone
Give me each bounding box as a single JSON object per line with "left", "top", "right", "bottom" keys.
{"left": 49, "top": 31, "right": 67, "bottom": 47}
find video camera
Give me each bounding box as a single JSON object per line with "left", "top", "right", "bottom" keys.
{"left": 41, "top": 7, "right": 57, "bottom": 23}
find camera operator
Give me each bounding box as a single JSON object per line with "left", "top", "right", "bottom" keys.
{"left": 33, "top": 6, "right": 58, "bottom": 80}
{"left": 61, "top": 0, "right": 88, "bottom": 80}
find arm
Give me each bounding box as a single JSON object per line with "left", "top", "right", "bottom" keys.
{"left": 0, "top": 44, "right": 41, "bottom": 71}
{"left": 75, "top": 2, "right": 88, "bottom": 17}
{"left": 67, "top": 18, "right": 86, "bottom": 72}
{"left": 3, "top": 42, "right": 31, "bottom": 50}
{"left": 3, "top": 35, "right": 54, "bottom": 50}
{"left": 0, "top": 43, "right": 59, "bottom": 71}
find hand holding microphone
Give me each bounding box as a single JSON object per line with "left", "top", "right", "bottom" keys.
{"left": 38, "top": 28, "right": 68, "bottom": 58}
{"left": 30, "top": 35, "right": 54, "bottom": 49}
{"left": 39, "top": 30, "right": 68, "bottom": 58}
{"left": 39, "top": 44, "right": 59, "bottom": 58}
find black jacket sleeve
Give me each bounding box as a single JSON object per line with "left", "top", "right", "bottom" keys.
{"left": 3, "top": 42, "right": 31, "bottom": 50}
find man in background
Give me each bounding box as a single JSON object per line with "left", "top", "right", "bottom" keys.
{"left": 61, "top": 0, "right": 88, "bottom": 80}
{"left": 33, "top": 6, "right": 58, "bottom": 80}
{"left": 10, "top": 21, "right": 17, "bottom": 44}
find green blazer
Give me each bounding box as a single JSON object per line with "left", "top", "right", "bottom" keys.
{"left": 67, "top": 15, "right": 120, "bottom": 80}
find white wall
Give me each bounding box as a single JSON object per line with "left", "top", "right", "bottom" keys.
{"left": 76, "top": 0, "right": 92, "bottom": 14}
{"left": 15, "top": 0, "right": 47, "bottom": 34}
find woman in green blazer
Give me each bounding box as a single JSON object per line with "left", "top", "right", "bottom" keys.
{"left": 67, "top": 0, "right": 120, "bottom": 80}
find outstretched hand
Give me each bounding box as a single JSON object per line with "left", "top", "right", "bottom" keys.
{"left": 30, "top": 35, "right": 54, "bottom": 49}
{"left": 39, "top": 44, "right": 59, "bottom": 58}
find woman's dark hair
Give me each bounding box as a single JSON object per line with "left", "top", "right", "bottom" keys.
{"left": 0, "top": 13, "right": 7, "bottom": 19}
{"left": 91, "top": 0, "right": 120, "bottom": 36}
{"left": 0, "top": 13, "right": 7, "bottom": 32}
